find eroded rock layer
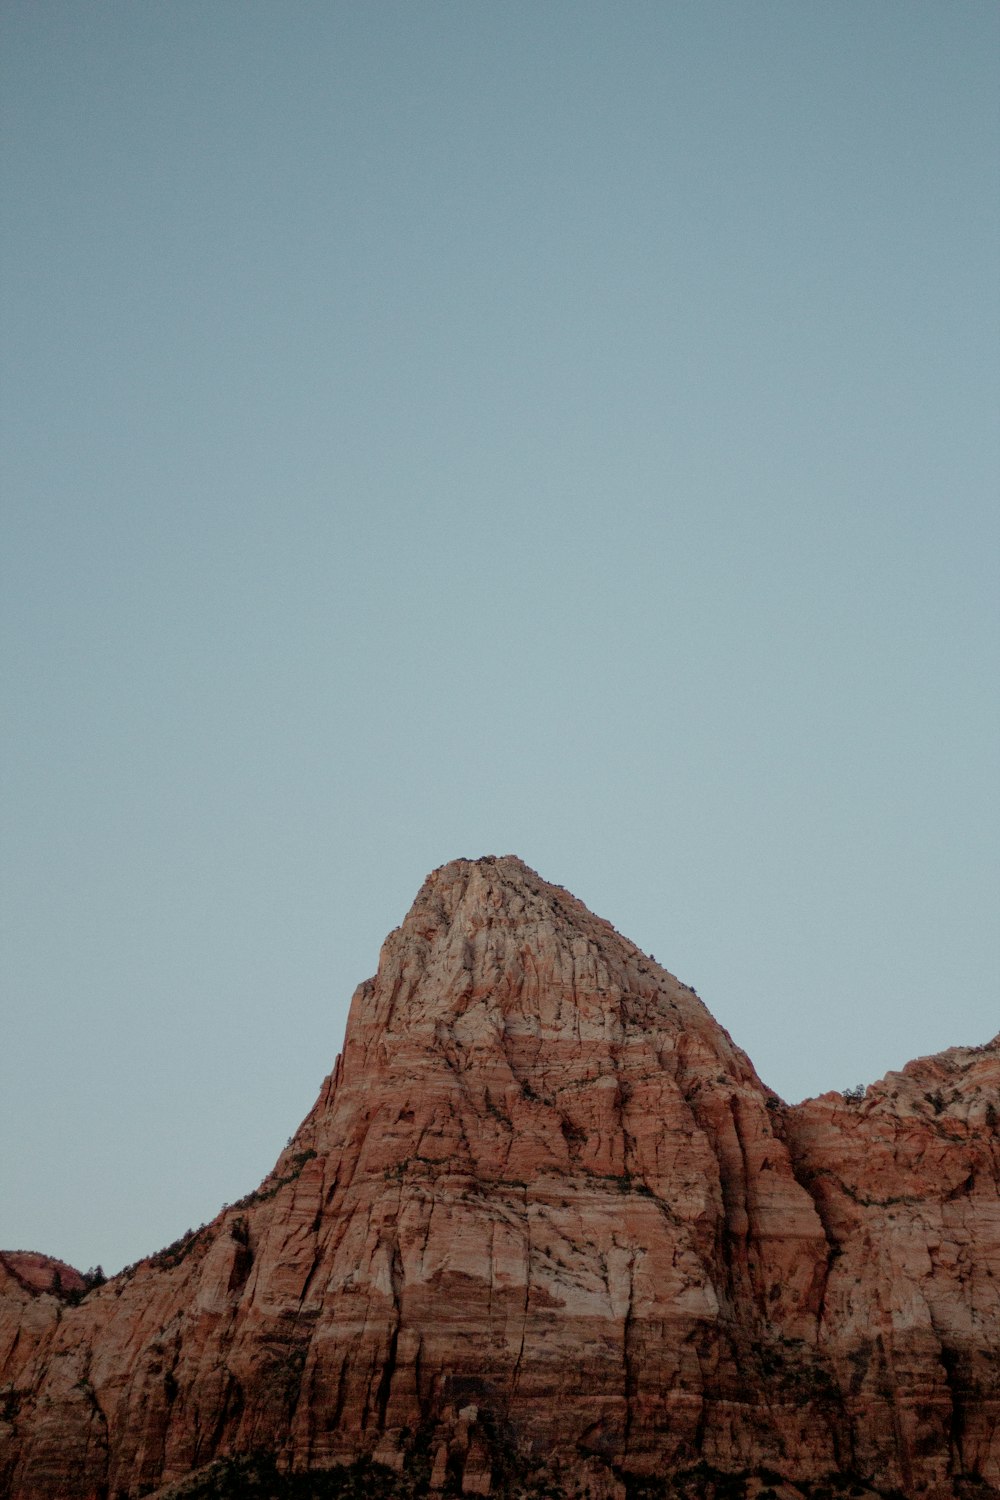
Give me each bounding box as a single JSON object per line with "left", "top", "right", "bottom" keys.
{"left": 2, "top": 856, "right": 997, "bottom": 1500}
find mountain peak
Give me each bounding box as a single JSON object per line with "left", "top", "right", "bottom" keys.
{"left": 345, "top": 854, "right": 727, "bottom": 1085}
{"left": 400, "top": 854, "right": 621, "bottom": 945}
{"left": 3, "top": 862, "right": 997, "bottom": 1500}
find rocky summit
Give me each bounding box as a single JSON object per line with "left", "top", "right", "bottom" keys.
{"left": 1, "top": 856, "right": 997, "bottom": 1500}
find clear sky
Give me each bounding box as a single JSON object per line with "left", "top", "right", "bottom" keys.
{"left": 2, "top": 2, "right": 997, "bottom": 1276}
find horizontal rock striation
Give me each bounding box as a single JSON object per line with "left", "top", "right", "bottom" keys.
{"left": 2, "top": 856, "right": 997, "bottom": 1499}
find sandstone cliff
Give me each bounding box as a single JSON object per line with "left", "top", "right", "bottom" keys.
{"left": 2, "top": 856, "right": 997, "bottom": 1500}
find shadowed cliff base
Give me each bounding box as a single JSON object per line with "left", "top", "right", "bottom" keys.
{"left": 3, "top": 857, "right": 998, "bottom": 1500}
{"left": 147, "top": 1448, "right": 967, "bottom": 1500}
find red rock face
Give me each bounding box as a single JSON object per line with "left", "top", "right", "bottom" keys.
{"left": 0, "top": 1253, "right": 87, "bottom": 1300}
{"left": 1, "top": 857, "right": 997, "bottom": 1499}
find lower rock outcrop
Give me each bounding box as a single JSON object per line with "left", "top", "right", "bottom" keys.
{"left": 2, "top": 856, "right": 997, "bottom": 1499}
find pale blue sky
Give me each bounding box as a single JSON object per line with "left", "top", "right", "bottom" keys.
{"left": 2, "top": 2, "right": 997, "bottom": 1274}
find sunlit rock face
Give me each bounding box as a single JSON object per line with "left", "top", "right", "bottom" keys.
{"left": 1, "top": 856, "right": 997, "bottom": 1500}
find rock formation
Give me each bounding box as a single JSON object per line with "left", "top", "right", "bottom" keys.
{"left": 1, "top": 856, "right": 997, "bottom": 1500}
{"left": 0, "top": 1253, "right": 87, "bottom": 1301}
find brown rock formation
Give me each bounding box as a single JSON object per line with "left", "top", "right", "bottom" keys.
{"left": 0, "top": 1253, "right": 87, "bottom": 1301}
{"left": 1, "top": 856, "right": 997, "bottom": 1499}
